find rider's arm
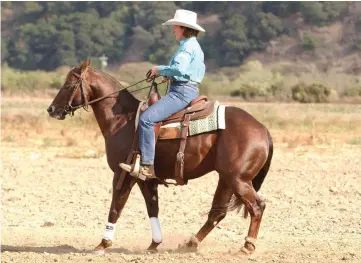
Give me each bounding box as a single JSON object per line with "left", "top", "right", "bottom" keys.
{"left": 157, "top": 50, "right": 192, "bottom": 77}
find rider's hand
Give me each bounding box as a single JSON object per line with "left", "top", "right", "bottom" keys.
{"left": 150, "top": 66, "right": 158, "bottom": 77}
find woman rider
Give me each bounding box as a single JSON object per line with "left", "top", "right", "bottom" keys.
{"left": 120, "top": 9, "right": 206, "bottom": 179}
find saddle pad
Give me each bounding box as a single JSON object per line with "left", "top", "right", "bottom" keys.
{"left": 159, "top": 101, "right": 226, "bottom": 139}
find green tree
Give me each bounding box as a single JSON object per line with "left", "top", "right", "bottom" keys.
{"left": 133, "top": 2, "right": 177, "bottom": 31}
{"left": 130, "top": 26, "right": 154, "bottom": 60}
{"left": 176, "top": 2, "right": 228, "bottom": 13}
{"left": 52, "top": 30, "right": 77, "bottom": 67}
{"left": 218, "top": 13, "right": 250, "bottom": 66}
{"left": 7, "top": 39, "right": 31, "bottom": 69}
{"left": 146, "top": 25, "right": 177, "bottom": 64}
{"left": 300, "top": 2, "right": 328, "bottom": 25}
{"left": 247, "top": 12, "right": 284, "bottom": 50}
{"left": 42, "top": 2, "right": 76, "bottom": 15}
{"left": 63, "top": 11, "right": 100, "bottom": 61}
{"left": 1, "top": 38, "right": 9, "bottom": 64}
{"left": 300, "top": 2, "right": 346, "bottom": 26}
{"left": 134, "top": 2, "right": 178, "bottom": 64}
{"left": 323, "top": 2, "right": 347, "bottom": 22}
{"left": 262, "top": 2, "right": 299, "bottom": 17}
{"left": 10, "top": 20, "right": 58, "bottom": 70}
{"left": 89, "top": 1, "right": 125, "bottom": 17}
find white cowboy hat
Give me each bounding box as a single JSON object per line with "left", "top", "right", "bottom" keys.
{"left": 162, "top": 9, "right": 205, "bottom": 32}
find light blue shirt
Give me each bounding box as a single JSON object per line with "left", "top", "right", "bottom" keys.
{"left": 157, "top": 37, "right": 205, "bottom": 84}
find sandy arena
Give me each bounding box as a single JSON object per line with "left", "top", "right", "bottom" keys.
{"left": 1, "top": 99, "right": 361, "bottom": 263}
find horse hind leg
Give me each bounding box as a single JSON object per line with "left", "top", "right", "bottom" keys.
{"left": 230, "top": 177, "right": 266, "bottom": 255}
{"left": 181, "top": 177, "right": 233, "bottom": 251}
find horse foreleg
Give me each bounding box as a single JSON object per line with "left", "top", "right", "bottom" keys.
{"left": 137, "top": 180, "right": 162, "bottom": 252}
{"left": 94, "top": 173, "right": 137, "bottom": 254}
{"left": 182, "top": 178, "right": 233, "bottom": 251}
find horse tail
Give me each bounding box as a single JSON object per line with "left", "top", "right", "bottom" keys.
{"left": 227, "top": 129, "right": 273, "bottom": 218}
{"left": 252, "top": 129, "right": 273, "bottom": 192}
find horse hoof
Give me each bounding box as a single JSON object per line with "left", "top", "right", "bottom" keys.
{"left": 93, "top": 249, "right": 105, "bottom": 256}
{"left": 94, "top": 239, "right": 112, "bottom": 255}
{"left": 233, "top": 246, "right": 254, "bottom": 257}
{"left": 178, "top": 235, "right": 199, "bottom": 252}
{"left": 147, "top": 241, "right": 160, "bottom": 253}
{"left": 147, "top": 248, "right": 158, "bottom": 254}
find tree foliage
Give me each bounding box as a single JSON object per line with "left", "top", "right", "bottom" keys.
{"left": 300, "top": 2, "right": 347, "bottom": 26}
{"left": 1, "top": 1, "right": 352, "bottom": 70}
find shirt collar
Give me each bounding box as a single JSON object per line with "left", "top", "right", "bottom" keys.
{"left": 179, "top": 36, "right": 194, "bottom": 45}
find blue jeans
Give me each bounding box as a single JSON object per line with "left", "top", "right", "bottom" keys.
{"left": 139, "top": 82, "right": 199, "bottom": 165}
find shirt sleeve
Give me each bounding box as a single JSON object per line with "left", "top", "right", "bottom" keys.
{"left": 157, "top": 50, "right": 192, "bottom": 77}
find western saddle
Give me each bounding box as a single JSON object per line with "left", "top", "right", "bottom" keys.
{"left": 116, "top": 92, "right": 215, "bottom": 190}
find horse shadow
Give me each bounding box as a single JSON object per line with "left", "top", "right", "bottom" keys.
{"left": 1, "top": 245, "right": 134, "bottom": 255}
{"left": 1, "top": 243, "right": 199, "bottom": 255}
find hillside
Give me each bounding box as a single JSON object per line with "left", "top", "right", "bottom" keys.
{"left": 246, "top": 13, "right": 361, "bottom": 75}
{"left": 118, "top": 7, "right": 361, "bottom": 75}
{"left": 1, "top": 2, "right": 361, "bottom": 71}
{"left": 1, "top": 2, "right": 361, "bottom": 103}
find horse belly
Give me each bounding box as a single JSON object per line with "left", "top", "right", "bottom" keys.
{"left": 154, "top": 132, "right": 218, "bottom": 180}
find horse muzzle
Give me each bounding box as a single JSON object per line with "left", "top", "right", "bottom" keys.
{"left": 47, "top": 105, "right": 67, "bottom": 120}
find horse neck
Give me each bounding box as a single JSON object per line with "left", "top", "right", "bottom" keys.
{"left": 87, "top": 69, "right": 140, "bottom": 137}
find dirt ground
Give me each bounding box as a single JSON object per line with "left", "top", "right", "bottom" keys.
{"left": 1, "top": 97, "right": 361, "bottom": 262}
{"left": 2, "top": 140, "right": 361, "bottom": 263}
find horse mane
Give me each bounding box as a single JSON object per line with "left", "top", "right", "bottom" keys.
{"left": 90, "top": 67, "right": 140, "bottom": 103}
{"left": 96, "top": 69, "right": 126, "bottom": 89}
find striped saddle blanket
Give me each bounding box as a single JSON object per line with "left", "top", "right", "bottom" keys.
{"left": 158, "top": 101, "right": 226, "bottom": 140}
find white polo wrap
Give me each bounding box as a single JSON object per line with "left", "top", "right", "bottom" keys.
{"left": 103, "top": 222, "right": 116, "bottom": 241}
{"left": 150, "top": 217, "right": 163, "bottom": 243}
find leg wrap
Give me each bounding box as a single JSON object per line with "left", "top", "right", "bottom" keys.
{"left": 150, "top": 217, "right": 163, "bottom": 243}
{"left": 103, "top": 222, "right": 116, "bottom": 241}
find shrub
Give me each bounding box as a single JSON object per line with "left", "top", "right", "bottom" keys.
{"left": 343, "top": 86, "right": 361, "bottom": 97}
{"left": 230, "top": 60, "right": 286, "bottom": 100}
{"left": 302, "top": 35, "right": 319, "bottom": 51}
{"left": 230, "top": 84, "right": 259, "bottom": 99}
{"left": 1, "top": 66, "right": 64, "bottom": 94}
{"left": 291, "top": 82, "right": 332, "bottom": 103}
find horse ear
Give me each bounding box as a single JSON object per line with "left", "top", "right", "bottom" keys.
{"left": 80, "top": 59, "right": 91, "bottom": 73}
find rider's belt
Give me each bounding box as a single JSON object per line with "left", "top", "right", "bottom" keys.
{"left": 170, "top": 78, "right": 198, "bottom": 85}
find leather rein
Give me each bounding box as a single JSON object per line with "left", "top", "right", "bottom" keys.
{"left": 63, "top": 69, "right": 167, "bottom": 116}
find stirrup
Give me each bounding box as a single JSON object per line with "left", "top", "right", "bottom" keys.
{"left": 119, "top": 154, "right": 145, "bottom": 180}
{"left": 130, "top": 154, "right": 142, "bottom": 178}
{"left": 119, "top": 154, "right": 157, "bottom": 181}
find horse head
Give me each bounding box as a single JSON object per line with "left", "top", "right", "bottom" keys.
{"left": 47, "top": 59, "right": 92, "bottom": 120}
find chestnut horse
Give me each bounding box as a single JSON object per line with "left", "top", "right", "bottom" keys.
{"left": 47, "top": 60, "right": 273, "bottom": 255}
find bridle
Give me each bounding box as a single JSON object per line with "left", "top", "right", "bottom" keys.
{"left": 62, "top": 68, "right": 168, "bottom": 117}
{"left": 62, "top": 69, "right": 89, "bottom": 116}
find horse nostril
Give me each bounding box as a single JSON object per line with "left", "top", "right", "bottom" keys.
{"left": 47, "top": 105, "right": 55, "bottom": 113}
